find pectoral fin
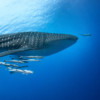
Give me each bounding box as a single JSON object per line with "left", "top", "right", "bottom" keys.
{"left": 0, "top": 47, "right": 30, "bottom": 57}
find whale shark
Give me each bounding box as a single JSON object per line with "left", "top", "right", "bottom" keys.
{"left": 0, "top": 32, "right": 78, "bottom": 57}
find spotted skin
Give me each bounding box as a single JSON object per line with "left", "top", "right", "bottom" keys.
{"left": 0, "top": 32, "right": 78, "bottom": 57}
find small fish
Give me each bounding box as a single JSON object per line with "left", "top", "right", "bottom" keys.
{"left": 8, "top": 67, "right": 33, "bottom": 74}
{"left": 20, "top": 56, "right": 43, "bottom": 59}
{"left": 0, "top": 62, "right": 5, "bottom": 65}
{"left": 0, "top": 63, "right": 12, "bottom": 67}
{"left": 0, "top": 62, "right": 18, "bottom": 67}
{"left": 22, "top": 59, "right": 40, "bottom": 62}
{"left": 4, "top": 60, "right": 26, "bottom": 63}
{"left": 78, "top": 33, "right": 92, "bottom": 36}
{"left": 23, "top": 69, "right": 33, "bottom": 74}
{"left": 8, "top": 67, "right": 23, "bottom": 73}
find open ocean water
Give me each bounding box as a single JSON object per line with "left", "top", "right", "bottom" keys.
{"left": 0, "top": 0, "right": 100, "bottom": 100}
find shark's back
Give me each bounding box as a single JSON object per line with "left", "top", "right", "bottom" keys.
{"left": 0, "top": 32, "right": 28, "bottom": 50}
{"left": 0, "top": 32, "right": 46, "bottom": 50}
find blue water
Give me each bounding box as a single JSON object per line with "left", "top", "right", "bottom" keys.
{"left": 0, "top": 0, "right": 100, "bottom": 100}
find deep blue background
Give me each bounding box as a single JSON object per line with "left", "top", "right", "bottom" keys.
{"left": 0, "top": 0, "right": 100, "bottom": 100}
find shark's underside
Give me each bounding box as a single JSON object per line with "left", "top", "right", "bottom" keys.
{"left": 0, "top": 32, "right": 78, "bottom": 57}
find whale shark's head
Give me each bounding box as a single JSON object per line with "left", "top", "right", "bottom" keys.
{"left": 32, "top": 33, "right": 78, "bottom": 56}
{"left": 44, "top": 33, "right": 78, "bottom": 52}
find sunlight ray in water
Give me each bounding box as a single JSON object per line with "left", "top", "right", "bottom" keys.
{"left": 0, "top": 0, "right": 61, "bottom": 34}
